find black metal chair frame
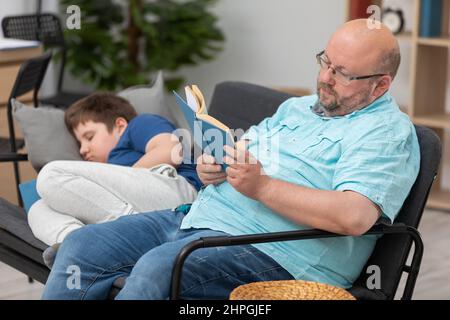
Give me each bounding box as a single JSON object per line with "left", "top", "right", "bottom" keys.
{"left": 1, "top": 52, "right": 52, "bottom": 207}
{"left": 171, "top": 221, "right": 424, "bottom": 300}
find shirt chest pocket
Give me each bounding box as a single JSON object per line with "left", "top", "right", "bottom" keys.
{"left": 263, "top": 118, "right": 343, "bottom": 164}
{"left": 300, "top": 130, "right": 343, "bottom": 162}
{"left": 265, "top": 118, "right": 301, "bottom": 138}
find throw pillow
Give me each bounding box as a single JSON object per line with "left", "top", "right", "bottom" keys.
{"left": 12, "top": 99, "right": 83, "bottom": 172}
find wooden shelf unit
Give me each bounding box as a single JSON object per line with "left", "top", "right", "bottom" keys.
{"left": 347, "top": 0, "right": 450, "bottom": 210}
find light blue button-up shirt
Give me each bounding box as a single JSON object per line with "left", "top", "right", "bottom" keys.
{"left": 181, "top": 92, "right": 420, "bottom": 288}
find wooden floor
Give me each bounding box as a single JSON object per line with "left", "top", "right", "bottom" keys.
{"left": 0, "top": 208, "right": 448, "bottom": 300}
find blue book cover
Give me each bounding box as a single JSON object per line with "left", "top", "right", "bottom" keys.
{"left": 420, "top": 0, "right": 443, "bottom": 37}
{"left": 199, "top": 118, "right": 234, "bottom": 170}
{"left": 173, "top": 89, "right": 234, "bottom": 170}
{"left": 173, "top": 91, "right": 196, "bottom": 134}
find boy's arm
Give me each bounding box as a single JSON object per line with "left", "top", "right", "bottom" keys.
{"left": 132, "top": 133, "right": 183, "bottom": 169}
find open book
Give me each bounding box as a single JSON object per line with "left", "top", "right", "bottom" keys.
{"left": 173, "top": 85, "right": 235, "bottom": 169}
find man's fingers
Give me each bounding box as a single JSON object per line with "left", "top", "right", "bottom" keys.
{"left": 200, "top": 163, "right": 223, "bottom": 174}
{"left": 203, "top": 171, "right": 227, "bottom": 180}
{"left": 203, "top": 172, "right": 227, "bottom": 185}
{"left": 224, "top": 150, "right": 254, "bottom": 166}
{"left": 225, "top": 166, "right": 239, "bottom": 179}
{"left": 236, "top": 139, "right": 251, "bottom": 151}
{"left": 197, "top": 153, "right": 216, "bottom": 165}
{"left": 224, "top": 155, "right": 242, "bottom": 168}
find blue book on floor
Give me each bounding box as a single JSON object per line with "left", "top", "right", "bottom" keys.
{"left": 420, "top": 0, "right": 443, "bottom": 37}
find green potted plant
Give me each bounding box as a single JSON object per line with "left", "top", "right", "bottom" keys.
{"left": 60, "top": 0, "right": 225, "bottom": 90}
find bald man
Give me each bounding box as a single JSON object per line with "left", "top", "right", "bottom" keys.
{"left": 43, "top": 19, "right": 420, "bottom": 300}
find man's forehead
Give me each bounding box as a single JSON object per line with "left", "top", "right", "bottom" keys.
{"left": 323, "top": 50, "right": 347, "bottom": 71}
{"left": 328, "top": 32, "right": 380, "bottom": 61}
{"left": 325, "top": 42, "right": 378, "bottom": 74}
{"left": 323, "top": 46, "right": 355, "bottom": 72}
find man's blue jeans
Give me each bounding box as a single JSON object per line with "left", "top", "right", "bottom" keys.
{"left": 42, "top": 208, "right": 294, "bottom": 300}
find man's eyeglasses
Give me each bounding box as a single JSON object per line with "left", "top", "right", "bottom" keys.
{"left": 316, "top": 50, "right": 387, "bottom": 86}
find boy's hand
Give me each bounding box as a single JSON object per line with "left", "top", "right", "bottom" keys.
{"left": 196, "top": 154, "right": 227, "bottom": 186}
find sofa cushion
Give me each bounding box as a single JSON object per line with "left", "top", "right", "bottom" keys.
{"left": 117, "top": 70, "right": 178, "bottom": 126}
{"left": 12, "top": 99, "right": 83, "bottom": 172}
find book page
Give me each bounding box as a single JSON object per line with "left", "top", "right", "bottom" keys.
{"left": 196, "top": 113, "right": 231, "bottom": 134}
{"left": 184, "top": 86, "right": 199, "bottom": 112}
{"left": 192, "top": 85, "right": 206, "bottom": 114}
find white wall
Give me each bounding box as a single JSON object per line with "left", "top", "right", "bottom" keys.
{"left": 176, "top": 0, "right": 346, "bottom": 103}
{"left": 0, "top": 1, "right": 34, "bottom": 29}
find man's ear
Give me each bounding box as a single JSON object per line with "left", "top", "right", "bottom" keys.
{"left": 114, "top": 117, "right": 128, "bottom": 136}
{"left": 372, "top": 75, "right": 392, "bottom": 99}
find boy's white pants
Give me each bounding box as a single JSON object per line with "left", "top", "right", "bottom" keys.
{"left": 28, "top": 160, "right": 198, "bottom": 246}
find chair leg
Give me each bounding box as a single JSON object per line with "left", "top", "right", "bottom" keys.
{"left": 13, "top": 161, "right": 23, "bottom": 208}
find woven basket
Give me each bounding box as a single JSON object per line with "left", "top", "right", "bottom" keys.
{"left": 229, "top": 280, "right": 356, "bottom": 300}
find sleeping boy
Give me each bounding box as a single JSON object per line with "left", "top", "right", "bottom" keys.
{"left": 27, "top": 93, "right": 201, "bottom": 267}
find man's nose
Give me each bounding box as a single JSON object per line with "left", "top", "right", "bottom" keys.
{"left": 319, "top": 67, "right": 336, "bottom": 85}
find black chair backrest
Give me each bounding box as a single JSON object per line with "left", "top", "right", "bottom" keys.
{"left": 9, "top": 52, "right": 52, "bottom": 101}
{"left": 208, "top": 81, "right": 442, "bottom": 300}
{"left": 352, "top": 126, "right": 441, "bottom": 299}
{"left": 7, "top": 52, "right": 52, "bottom": 152}
{"left": 2, "top": 13, "right": 65, "bottom": 47}
{"left": 2, "top": 13, "right": 66, "bottom": 91}
{"left": 208, "top": 82, "right": 292, "bottom": 132}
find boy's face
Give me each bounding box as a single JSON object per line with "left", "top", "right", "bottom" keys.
{"left": 73, "top": 120, "right": 125, "bottom": 163}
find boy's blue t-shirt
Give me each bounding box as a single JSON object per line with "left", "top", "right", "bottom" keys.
{"left": 108, "top": 114, "right": 202, "bottom": 191}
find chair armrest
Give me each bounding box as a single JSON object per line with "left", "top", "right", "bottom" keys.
{"left": 170, "top": 221, "right": 423, "bottom": 300}
{"left": 0, "top": 153, "right": 28, "bottom": 162}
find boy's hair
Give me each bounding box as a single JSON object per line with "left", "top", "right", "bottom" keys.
{"left": 64, "top": 92, "right": 137, "bottom": 135}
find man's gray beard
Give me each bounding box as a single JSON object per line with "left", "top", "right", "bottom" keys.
{"left": 317, "top": 89, "right": 373, "bottom": 116}
{"left": 316, "top": 90, "right": 341, "bottom": 113}
{"left": 319, "top": 99, "right": 340, "bottom": 112}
